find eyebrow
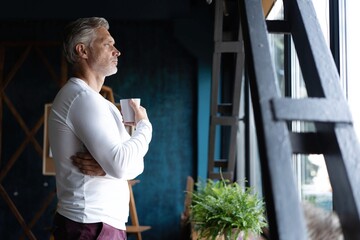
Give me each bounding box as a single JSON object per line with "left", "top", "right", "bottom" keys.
{"left": 104, "top": 37, "right": 115, "bottom": 44}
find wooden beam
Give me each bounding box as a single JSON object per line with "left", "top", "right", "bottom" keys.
{"left": 0, "top": 185, "right": 36, "bottom": 240}
{"left": 262, "top": 0, "right": 276, "bottom": 17}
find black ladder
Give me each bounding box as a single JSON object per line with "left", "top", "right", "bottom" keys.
{"left": 238, "top": 0, "right": 360, "bottom": 239}
{"left": 207, "top": 0, "right": 244, "bottom": 181}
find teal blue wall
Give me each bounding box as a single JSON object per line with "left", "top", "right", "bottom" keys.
{"left": 173, "top": 8, "right": 213, "bottom": 181}
{"left": 106, "top": 21, "right": 199, "bottom": 240}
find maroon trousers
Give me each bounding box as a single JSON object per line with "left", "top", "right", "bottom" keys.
{"left": 53, "top": 213, "right": 127, "bottom": 240}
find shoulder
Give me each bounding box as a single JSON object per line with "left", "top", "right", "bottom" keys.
{"left": 72, "top": 90, "right": 107, "bottom": 113}
{"left": 52, "top": 79, "right": 106, "bottom": 114}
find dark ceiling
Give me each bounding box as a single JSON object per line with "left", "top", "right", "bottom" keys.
{"left": 0, "top": 0, "right": 199, "bottom": 20}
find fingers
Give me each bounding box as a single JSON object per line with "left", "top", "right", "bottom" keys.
{"left": 72, "top": 155, "right": 97, "bottom": 166}
{"left": 73, "top": 162, "right": 106, "bottom": 176}
{"left": 124, "top": 122, "right": 136, "bottom": 127}
{"left": 71, "top": 153, "right": 106, "bottom": 176}
{"left": 129, "top": 99, "right": 147, "bottom": 114}
{"left": 129, "top": 99, "right": 140, "bottom": 110}
{"left": 135, "top": 106, "right": 148, "bottom": 122}
{"left": 124, "top": 99, "right": 149, "bottom": 124}
{"left": 74, "top": 151, "right": 93, "bottom": 160}
{"left": 80, "top": 167, "right": 105, "bottom": 176}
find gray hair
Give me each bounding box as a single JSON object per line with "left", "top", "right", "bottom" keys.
{"left": 63, "top": 17, "right": 109, "bottom": 64}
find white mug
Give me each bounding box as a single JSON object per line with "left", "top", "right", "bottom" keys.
{"left": 120, "top": 98, "right": 141, "bottom": 123}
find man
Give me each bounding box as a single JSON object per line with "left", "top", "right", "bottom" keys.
{"left": 49, "top": 17, "right": 152, "bottom": 240}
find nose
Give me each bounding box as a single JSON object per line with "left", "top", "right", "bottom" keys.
{"left": 114, "top": 48, "right": 121, "bottom": 57}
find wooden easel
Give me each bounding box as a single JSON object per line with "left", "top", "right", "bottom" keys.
{"left": 181, "top": 176, "right": 194, "bottom": 240}
{"left": 126, "top": 180, "right": 151, "bottom": 240}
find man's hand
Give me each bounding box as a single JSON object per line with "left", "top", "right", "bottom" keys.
{"left": 130, "top": 99, "right": 149, "bottom": 124}
{"left": 71, "top": 151, "right": 106, "bottom": 176}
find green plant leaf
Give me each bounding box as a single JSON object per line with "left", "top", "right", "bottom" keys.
{"left": 190, "top": 176, "right": 267, "bottom": 239}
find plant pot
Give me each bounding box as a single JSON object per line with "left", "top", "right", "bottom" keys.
{"left": 191, "top": 229, "right": 243, "bottom": 240}
{"left": 192, "top": 229, "right": 264, "bottom": 240}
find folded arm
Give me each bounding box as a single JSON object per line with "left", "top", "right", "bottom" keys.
{"left": 69, "top": 93, "right": 152, "bottom": 179}
{"left": 71, "top": 151, "right": 106, "bottom": 176}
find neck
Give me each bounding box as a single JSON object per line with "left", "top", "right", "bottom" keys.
{"left": 72, "top": 67, "right": 104, "bottom": 92}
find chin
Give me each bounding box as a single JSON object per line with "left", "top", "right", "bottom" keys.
{"left": 106, "top": 68, "right": 118, "bottom": 76}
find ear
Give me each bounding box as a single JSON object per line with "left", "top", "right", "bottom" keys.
{"left": 75, "top": 43, "right": 88, "bottom": 59}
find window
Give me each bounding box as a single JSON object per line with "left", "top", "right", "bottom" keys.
{"left": 240, "top": 0, "right": 356, "bottom": 213}
{"left": 264, "top": 0, "right": 345, "bottom": 211}
{"left": 345, "top": 1, "right": 360, "bottom": 138}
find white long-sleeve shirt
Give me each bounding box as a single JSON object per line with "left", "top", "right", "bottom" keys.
{"left": 48, "top": 77, "right": 152, "bottom": 230}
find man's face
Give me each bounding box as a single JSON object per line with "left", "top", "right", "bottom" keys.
{"left": 87, "top": 27, "right": 120, "bottom": 77}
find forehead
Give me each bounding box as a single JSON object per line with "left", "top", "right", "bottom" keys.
{"left": 93, "top": 27, "right": 114, "bottom": 43}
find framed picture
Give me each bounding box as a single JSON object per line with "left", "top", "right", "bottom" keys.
{"left": 42, "top": 103, "right": 55, "bottom": 175}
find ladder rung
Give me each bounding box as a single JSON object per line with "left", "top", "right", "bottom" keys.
{"left": 217, "top": 103, "right": 232, "bottom": 115}
{"left": 213, "top": 159, "right": 229, "bottom": 168}
{"left": 211, "top": 116, "right": 239, "bottom": 125}
{"left": 215, "top": 41, "right": 242, "bottom": 53}
{"left": 289, "top": 132, "right": 336, "bottom": 154}
{"left": 209, "top": 171, "right": 233, "bottom": 181}
{"left": 266, "top": 20, "right": 291, "bottom": 34}
{"left": 271, "top": 98, "right": 352, "bottom": 123}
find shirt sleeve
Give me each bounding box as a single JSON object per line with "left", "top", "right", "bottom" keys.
{"left": 68, "top": 91, "right": 152, "bottom": 179}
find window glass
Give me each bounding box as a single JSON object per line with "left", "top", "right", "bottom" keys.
{"left": 346, "top": 1, "right": 360, "bottom": 138}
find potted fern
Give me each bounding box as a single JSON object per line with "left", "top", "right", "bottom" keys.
{"left": 190, "top": 177, "right": 267, "bottom": 240}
